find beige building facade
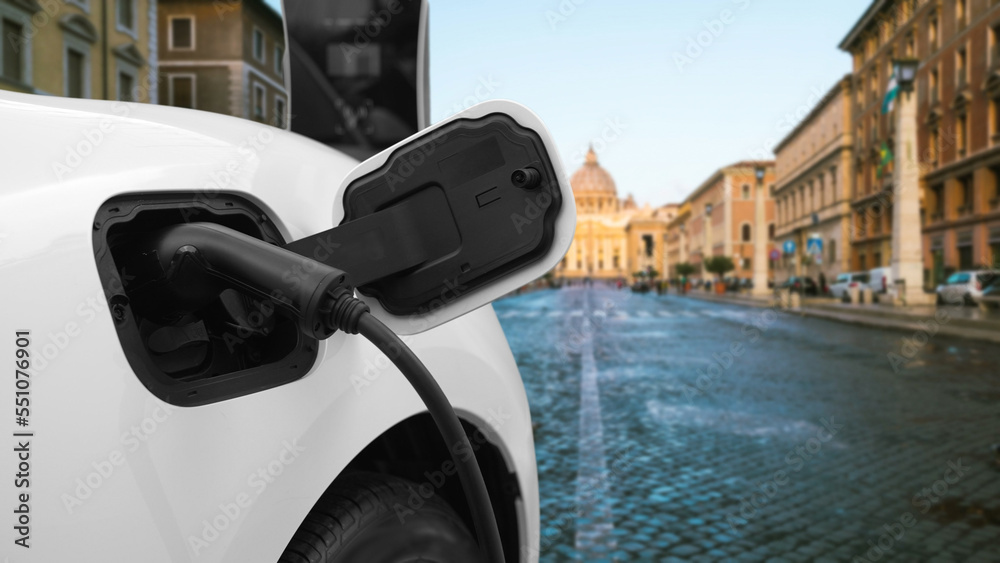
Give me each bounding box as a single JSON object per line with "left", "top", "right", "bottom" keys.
{"left": 557, "top": 148, "right": 675, "bottom": 281}
{"left": 0, "top": 0, "right": 157, "bottom": 102}
{"left": 157, "top": 0, "right": 286, "bottom": 125}
{"left": 679, "top": 161, "right": 777, "bottom": 281}
{"left": 773, "top": 76, "right": 856, "bottom": 284}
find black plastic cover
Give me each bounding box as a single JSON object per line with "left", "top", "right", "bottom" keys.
{"left": 340, "top": 113, "right": 563, "bottom": 315}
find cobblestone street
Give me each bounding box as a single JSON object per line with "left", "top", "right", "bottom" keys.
{"left": 495, "top": 287, "right": 1000, "bottom": 563}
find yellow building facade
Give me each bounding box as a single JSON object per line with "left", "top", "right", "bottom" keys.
{"left": 0, "top": 0, "right": 156, "bottom": 102}
{"left": 556, "top": 147, "right": 675, "bottom": 281}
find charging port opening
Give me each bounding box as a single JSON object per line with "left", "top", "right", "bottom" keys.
{"left": 92, "top": 193, "right": 319, "bottom": 407}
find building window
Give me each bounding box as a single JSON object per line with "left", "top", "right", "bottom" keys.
{"left": 958, "top": 174, "right": 974, "bottom": 215}
{"left": 65, "top": 48, "right": 87, "bottom": 98}
{"left": 991, "top": 166, "right": 1000, "bottom": 211}
{"left": 956, "top": 47, "right": 968, "bottom": 90}
{"left": 930, "top": 183, "right": 945, "bottom": 221}
{"left": 169, "top": 16, "right": 194, "bottom": 50}
{"left": 906, "top": 31, "right": 915, "bottom": 57}
{"left": 929, "top": 12, "right": 939, "bottom": 51}
{"left": 958, "top": 231, "right": 974, "bottom": 270}
{"left": 274, "top": 45, "right": 284, "bottom": 76}
{"left": 253, "top": 28, "right": 266, "bottom": 63}
{"left": 642, "top": 234, "right": 654, "bottom": 257}
{"left": 768, "top": 223, "right": 775, "bottom": 239}
{"left": 957, "top": 112, "right": 968, "bottom": 156}
{"left": 168, "top": 74, "right": 195, "bottom": 109}
{"left": 828, "top": 239, "right": 836, "bottom": 264}
{"left": 117, "top": 71, "right": 134, "bottom": 101}
{"left": 930, "top": 67, "right": 939, "bottom": 104}
{"left": 116, "top": 0, "right": 135, "bottom": 35}
{"left": 1, "top": 18, "right": 25, "bottom": 83}
{"left": 741, "top": 224, "right": 752, "bottom": 242}
{"left": 253, "top": 83, "right": 266, "bottom": 120}
{"left": 956, "top": 0, "right": 967, "bottom": 29}
{"left": 742, "top": 184, "right": 750, "bottom": 200}
{"left": 274, "top": 95, "right": 286, "bottom": 128}
{"left": 991, "top": 24, "right": 1000, "bottom": 68}
{"left": 929, "top": 126, "right": 939, "bottom": 164}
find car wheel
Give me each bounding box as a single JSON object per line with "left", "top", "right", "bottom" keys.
{"left": 936, "top": 293, "right": 944, "bottom": 305}
{"left": 964, "top": 293, "right": 974, "bottom": 306}
{"left": 278, "top": 472, "right": 483, "bottom": 563}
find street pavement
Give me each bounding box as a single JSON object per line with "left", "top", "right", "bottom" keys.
{"left": 494, "top": 286, "right": 1000, "bottom": 563}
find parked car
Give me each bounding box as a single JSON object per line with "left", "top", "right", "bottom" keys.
{"left": 781, "top": 276, "right": 821, "bottom": 296}
{"left": 868, "top": 267, "right": 893, "bottom": 294}
{"left": 830, "top": 272, "right": 871, "bottom": 300}
{"left": 936, "top": 270, "right": 998, "bottom": 305}
{"left": 978, "top": 278, "right": 1000, "bottom": 309}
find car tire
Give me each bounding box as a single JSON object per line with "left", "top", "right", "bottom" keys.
{"left": 936, "top": 293, "right": 944, "bottom": 305}
{"left": 278, "top": 471, "right": 483, "bottom": 563}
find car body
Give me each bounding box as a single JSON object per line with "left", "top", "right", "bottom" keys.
{"left": 830, "top": 271, "right": 871, "bottom": 300}
{"left": 0, "top": 90, "right": 549, "bottom": 561}
{"left": 868, "top": 267, "right": 893, "bottom": 294}
{"left": 978, "top": 279, "right": 1000, "bottom": 309}
{"left": 936, "top": 270, "right": 998, "bottom": 305}
{"left": 781, "top": 276, "right": 820, "bottom": 296}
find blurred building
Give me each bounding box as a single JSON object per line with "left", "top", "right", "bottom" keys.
{"left": 556, "top": 147, "right": 676, "bottom": 281}
{"left": 675, "top": 162, "right": 777, "bottom": 281}
{"left": 665, "top": 203, "right": 691, "bottom": 279}
{"left": 0, "top": 0, "right": 156, "bottom": 101}
{"left": 773, "top": 76, "right": 856, "bottom": 283}
{"left": 157, "top": 0, "right": 286, "bottom": 125}
{"left": 839, "top": 0, "right": 1000, "bottom": 287}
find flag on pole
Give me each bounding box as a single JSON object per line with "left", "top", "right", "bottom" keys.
{"left": 876, "top": 141, "right": 894, "bottom": 179}
{"left": 882, "top": 72, "right": 899, "bottom": 115}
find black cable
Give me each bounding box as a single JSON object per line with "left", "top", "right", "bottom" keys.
{"left": 327, "top": 290, "right": 505, "bottom": 563}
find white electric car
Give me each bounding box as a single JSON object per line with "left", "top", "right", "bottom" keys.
{"left": 0, "top": 1, "right": 575, "bottom": 561}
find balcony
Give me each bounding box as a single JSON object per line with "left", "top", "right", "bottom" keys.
{"left": 957, "top": 73, "right": 968, "bottom": 91}
{"left": 957, "top": 204, "right": 973, "bottom": 217}
{"left": 991, "top": 197, "right": 999, "bottom": 211}
{"left": 930, "top": 88, "right": 939, "bottom": 105}
{"left": 993, "top": 44, "right": 1000, "bottom": 70}
{"left": 930, "top": 211, "right": 945, "bottom": 223}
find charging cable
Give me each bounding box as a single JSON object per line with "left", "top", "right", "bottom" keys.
{"left": 326, "top": 288, "right": 506, "bottom": 563}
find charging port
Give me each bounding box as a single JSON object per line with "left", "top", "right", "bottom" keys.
{"left": 92, "top": 193, "right": 319, "bottom": 407}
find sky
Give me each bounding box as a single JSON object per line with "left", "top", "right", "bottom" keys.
{"left": 427, "top": 0, "right": 874, "bottom": 206}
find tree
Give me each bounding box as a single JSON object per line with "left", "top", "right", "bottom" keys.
{"left": 704, "top": 256, "right": 735, "bottom": 280}
{"left": 675, "top": 263, "right": 696, "bottom": 278}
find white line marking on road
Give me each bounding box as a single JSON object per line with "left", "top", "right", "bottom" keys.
{"left": 574, "top": 313, "right": 616, "bottom": 557}
{"left": 613, "top": 312, "right": 628, "bottom": 320}
{"left": 636, "top": 311, "right": 651, "bottom": 318}
{"left": 656, "top": 311, "right": 674, "bottom": 317}
{"left": 680, "top": 311, "right": 699, "bottom": 318}
{"left": 570, "top": 310, "right": 584, "bottom": 317}
{"left": 498, "top": 311, "right": 519, "bottom": 319}
{"left": 547, "top": 311, "right": 563, "bottom": 317}
{"left": 523, "top": 311, "right": 541, "bottom": 318}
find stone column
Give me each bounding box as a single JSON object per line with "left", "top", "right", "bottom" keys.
{"left": 891, "top": 87, "right": 933, "bottom": 304}
{"left": 752, "top": 174, "right": 770, "bottom": 296}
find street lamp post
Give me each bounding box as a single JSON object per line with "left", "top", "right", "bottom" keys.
{"left": 889, "top": 58, "right": 932, "bottom": 305}
{"left": 752, "top": 165, "right": 770, "bottom": 296}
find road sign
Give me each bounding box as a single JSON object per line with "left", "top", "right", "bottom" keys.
{"left": 806, "top": 237, "right": 823, "bottom": 256}
{"left": 783, "top": 240, "right": 796, "bottom": 254}
{"left": 769, "top": 249, "right": 780, "bottom": 261}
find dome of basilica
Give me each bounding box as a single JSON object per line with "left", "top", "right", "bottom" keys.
{"left": 570, "top": 146, "right": 618, "bottom": 195}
